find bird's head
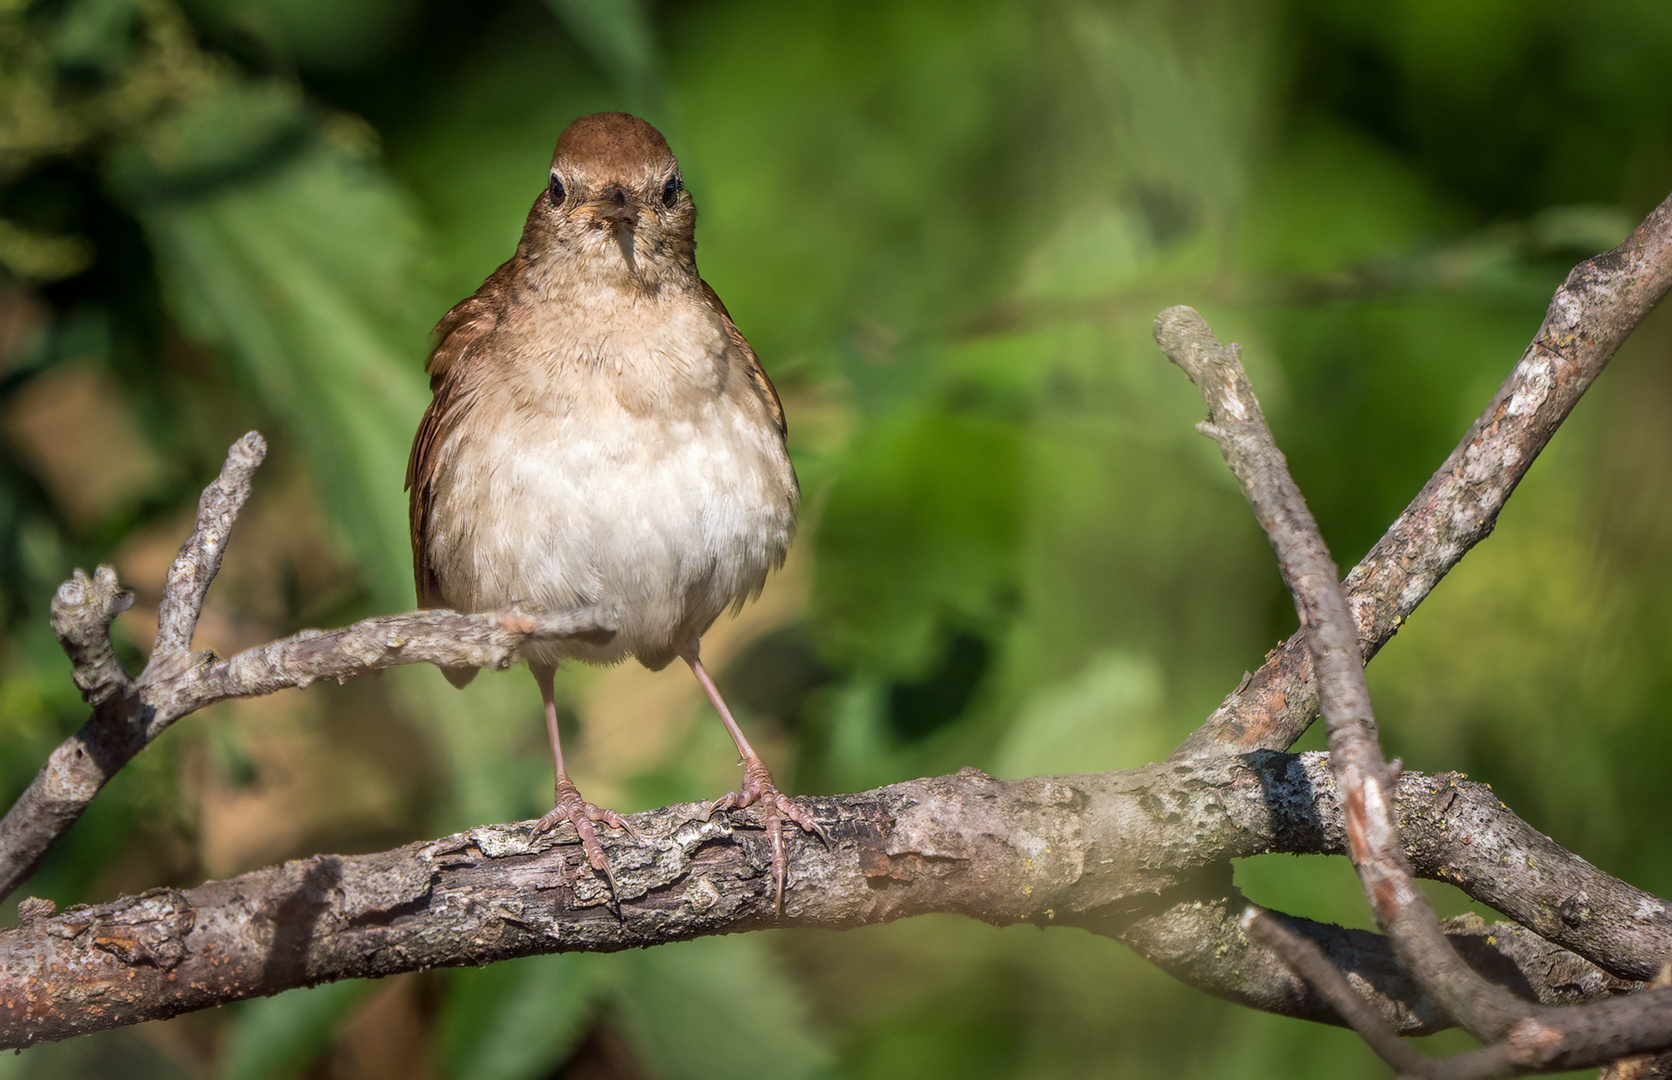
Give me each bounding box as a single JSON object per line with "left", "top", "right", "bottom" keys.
{"left": 519, "top": 112, "right": 698, "bottom": 293}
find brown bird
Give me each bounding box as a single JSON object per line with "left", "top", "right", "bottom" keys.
{"left": 406, "top": 113, "right": 819, "bottom": 906}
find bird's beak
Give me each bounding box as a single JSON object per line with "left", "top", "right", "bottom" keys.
{"left": 589, "top": 185, "right": 641, "bottom": 270}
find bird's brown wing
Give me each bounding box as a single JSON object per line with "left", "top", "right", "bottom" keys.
{"left": 700, "top": 278, "right": 786, "bottom": 436}
{"left": 406, "top": 262, "right": 513, "bottom": 609}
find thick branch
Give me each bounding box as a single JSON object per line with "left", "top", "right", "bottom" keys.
{"left": 1, "top": 757, "right": 1656, "bottom": 1048}
{"left": 1175, "top": 192, "right": 1672, "bottom": 757}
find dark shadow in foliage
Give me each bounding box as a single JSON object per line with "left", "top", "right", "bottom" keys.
{"left": 721, "top": 623, "right": 836, "bottom": 736}
{"left": 887, "top": 629, "right": 992, "bottom": 743}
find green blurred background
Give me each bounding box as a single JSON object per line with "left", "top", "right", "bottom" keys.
{"left": 3, "top": 0, "right": 1671, "bottom": 1076}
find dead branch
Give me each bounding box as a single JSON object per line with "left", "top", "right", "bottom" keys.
{"left": 0, "top": 758, "right": 1652, "bottom": 1050}
{"left": 1175, "top": 191, "right": 1672, "bottom": 758}
{"left": 1159, "top": 306, "right": 1672, "bottom": 1076}
{"left": 0, "top": 432, "right": 618, "bottom": 903}
{"left": 1244, "top": 907, "right": 1440, "bottom": 1076}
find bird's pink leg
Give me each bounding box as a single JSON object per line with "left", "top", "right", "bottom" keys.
{"left": 530, "top": 664, "right": 636, "bottom": 900}
{"left": 683, "top": 646, "right": 825, "bottom": 910}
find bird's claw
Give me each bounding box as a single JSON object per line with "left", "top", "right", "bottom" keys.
{"left": 708, "top": 763, "right": 825, "bottom": 912}
{"left": 534, "top": 779, "right": 635, "bottom": 916}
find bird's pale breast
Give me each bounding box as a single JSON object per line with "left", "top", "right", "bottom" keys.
{"left": 423, "top": 288, "right": 796, "bottom": 671}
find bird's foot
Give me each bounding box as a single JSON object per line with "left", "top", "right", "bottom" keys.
{"left": 708, "top": 761, "right": 828, "bottom": 912}
{"left": 534, "top": 777, "right": 638, "bottom": 909}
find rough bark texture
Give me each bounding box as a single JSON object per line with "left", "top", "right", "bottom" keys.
{"left": 1, "top": 757, "right": 1662, "bottom": 1048}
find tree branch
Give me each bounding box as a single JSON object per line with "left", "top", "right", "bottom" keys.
{"left": 1174, "top": 191, "right": 1672, "bottom": 758}
{"left": 1159, "top": 305, "right": 1672, "bottom": 1074}
{"left": 1092, "top": 887, "right": 1633, "bottom": 1039}
{"left": 8, "top": 434, "right": 1667, "bottom": 1045}
{"left": 49, "top": 566, "right": 134, "bottom": 707}
{"left": 1242, "top": 909, "right": 1534, "bottom": 1080}
{"left": 1, "top": 752, "right": 1658, "bottom": 1048}
{"left": 0, "top": 434, "right": 619, "bottom": 904}
{"left": 149, "top": 431, "right": 265, "bottom": 659}
{"left": 1220, "top": 751, "right": 1672, "bottom": 984}
{"left": 1243, "top": 907, "right": 1439, "bottom": 1076}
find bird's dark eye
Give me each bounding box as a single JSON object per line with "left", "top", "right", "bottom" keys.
{"left": 661, "top": 173, "right": 683, "bottom": 207}
{"left": 549, "top": 174, "right": 566, "bottom": 204}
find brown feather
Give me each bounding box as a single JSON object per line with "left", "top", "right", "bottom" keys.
{"left": 553, "top": 113, "right": 672, "bottom": 172}
{"left": 406, "top": 258, "right": 515, "bottom": 611}
{"left": 699, "top": 278, "right": 786, "bottom": 437}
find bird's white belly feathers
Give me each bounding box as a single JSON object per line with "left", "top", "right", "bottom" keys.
{"left": 427, "top": 379, "right": 795, "bottom": 670}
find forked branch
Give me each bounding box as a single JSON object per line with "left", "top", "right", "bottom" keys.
{"left": 0, "top": 432, "right": 618, "bottom": 902}
{"left": 1176, "top": 192, "right": 1672, "bottom": 758}
{"left": 1159, "top": 305, "right": 1672, "bottom": 1077}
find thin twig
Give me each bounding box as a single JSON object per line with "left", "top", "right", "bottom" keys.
{"left": 48, "top": 566, "right": 133, "bottom": 707}
{"left": 149, "top": 430, "right": 265, "bottom": 660}
{"left": 1244, "top": 907, "right": 1437, "bottom": 1076}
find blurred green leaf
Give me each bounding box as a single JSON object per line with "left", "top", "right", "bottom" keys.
{"left": 105, "top": 81, "right": 312, "bottom": 195}
{"left": 614, "top": 936, "right": 834, "bottom": 1080}
{"left": 219, "top": 981, "right": 371, "bottom": 1080}
{"left": 813, "top": 677, "right": 899, "bottom": 793}
{"left": 1237, "top": 119, "right": 1457, "bottom": 278}
{"left": 994, "top": 649, "right": 1170, "bottom": 778}
{"left": 813, "top": 409, "right": 1023, "bottom": 677}
{"left": 0, "top": 1027, "right": 184, "bottom": 1080}
{"left": 542, "top": 0, "right": 660, "bottom": 109}
{"left": 108, "top": 90, "right": 434, "bottom": 609}
{"left": 51, "top": 0, "right": 146, "bottom": 75}
{"left": 0, "top": 218, "right": 94, "bottom": 281}
{"left": 440, "top": 953, "right": 611, "bottom": 1080}
{"left": 186, "top": 0, "right": 421, "bottom": 72}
